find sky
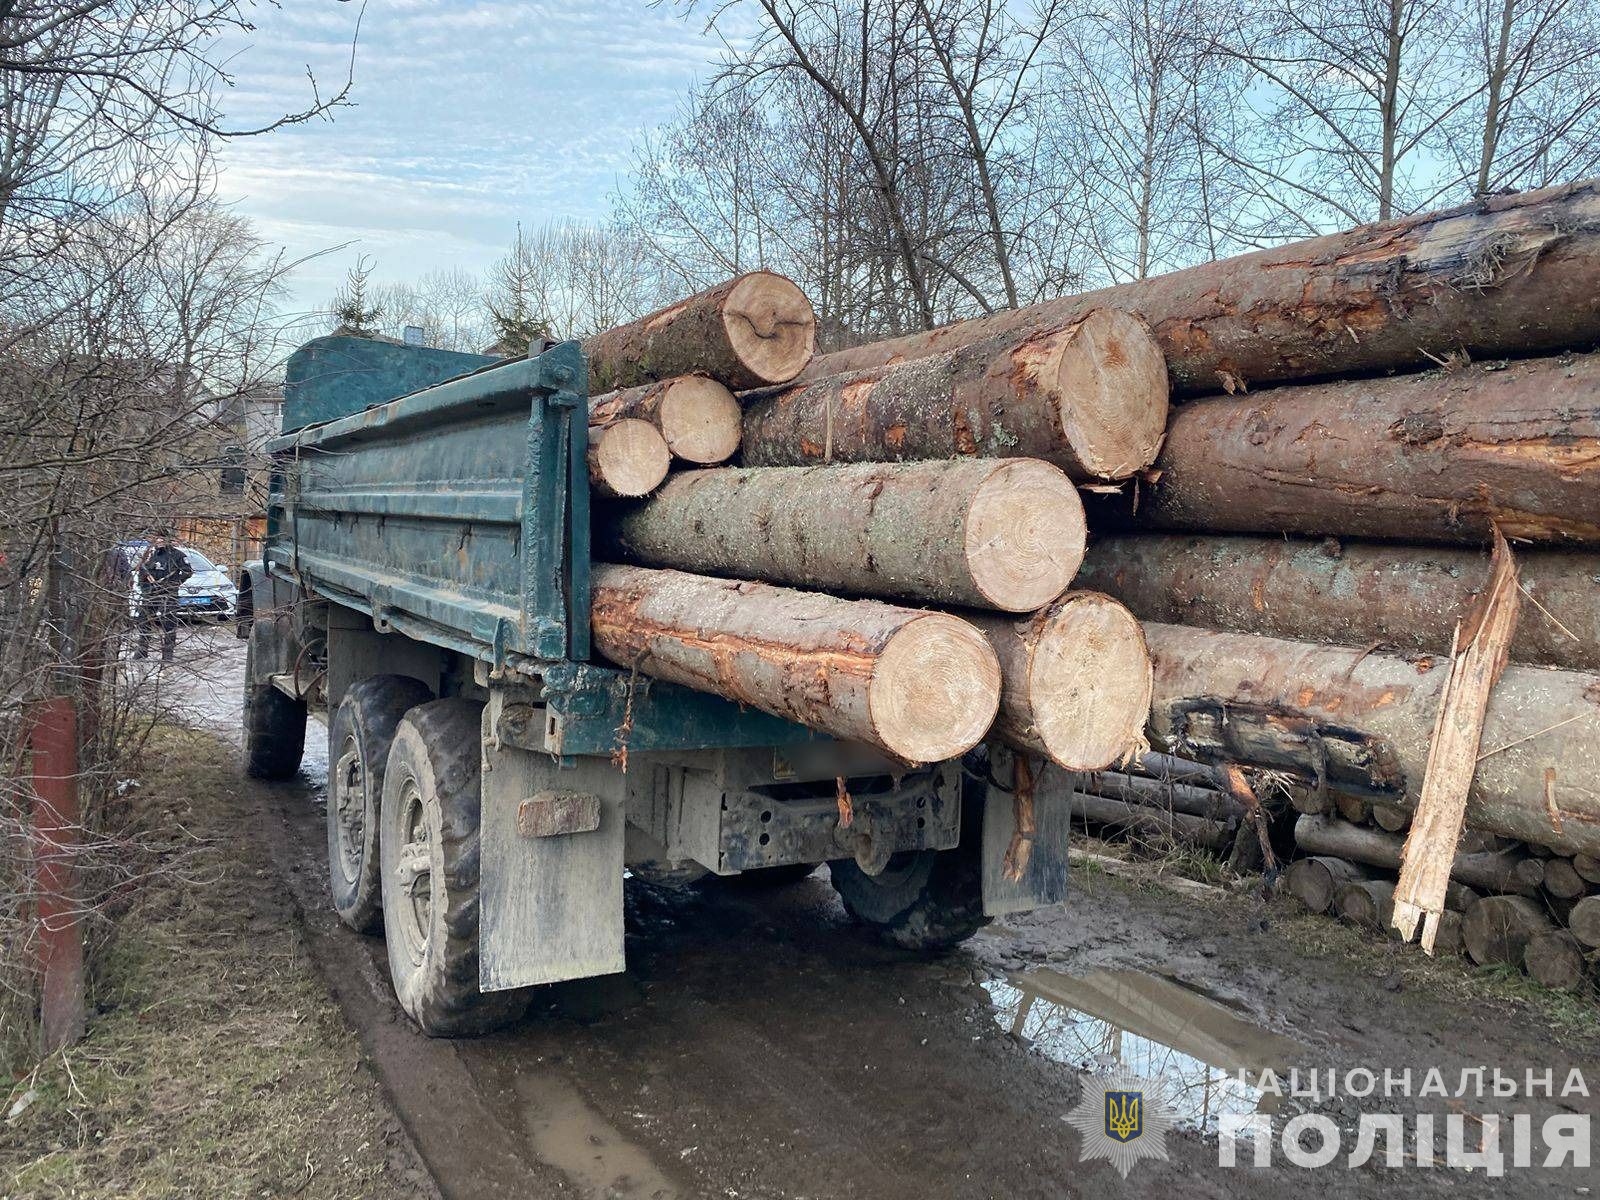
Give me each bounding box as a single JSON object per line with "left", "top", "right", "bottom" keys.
{"left": 215, "top": 0, "right": 737, "bottom": 326}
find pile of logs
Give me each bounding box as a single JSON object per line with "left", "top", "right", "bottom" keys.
{"left": 832, "top": 177, "right": 1597, "bottom": 991}
{"left": 576, "top": 270, "right": 1161, "bottom": 769}
{"left": 574, "top": 177, "right": 1600, "bottom": 995}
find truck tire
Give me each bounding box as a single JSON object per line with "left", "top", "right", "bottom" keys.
{"left": 243, "top": 622, "right": 306, "bottom": 781}
{"left": 380, "top": 698, "right": 526, "bottom": 1036}
{"left": 827, "top": 794, "right": 989, "bottom": 950}
{"left": 327, "top": 675, "right": 434, "bottom": 932}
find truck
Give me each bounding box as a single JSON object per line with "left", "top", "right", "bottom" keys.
{"left": 239, "top": 334, "right": 1071, "bottom": 1036}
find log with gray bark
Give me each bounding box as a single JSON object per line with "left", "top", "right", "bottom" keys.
{"left": 1064, "top": 790, "right": 1232, "bottom": 850}
{"left": 740, "top": 310, "right": 1169, "bottom": 482}
{"left": 590, "top": 375, "right": 742, "bottom": 465}
{"left": 585, "top": 271, "right": 816, "bottom": 393}
{"left": 1076, "top": 769, "right": 1240, "bottom": 821}
{"left": 1148, "top": 625, "right": 1600, "bottom": 856}
{"left": 968, "top": 593, "right": 1152, "bottom": 770}
{"left": 1076, "top": 535, "right": 1600, "bottom": 672}
{"left": 1543, "top": 858, "right": 1593, "bottom": 900}
{"left": 606, "top": 458, "right": 1086, "bottom": 613}
{"left": 1293, "top": 816, "right": 1540, "bottom": 896}
{"left": 800, "top": 178, "right": 1600, "bottom": 397}
{"left": 588, "top": 565, "right": 1000, "bottom": 764}
{"left": 1091, "top": 354, "right": 1600, "bottom": 544}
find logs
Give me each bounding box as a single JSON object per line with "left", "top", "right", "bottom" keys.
{"left": 588, "top": 565, "right": 1000, "bottom": 764}
{"left": 1462, "top": 895, "right": 1556, "bottom": 968}
{"left": 971, "top": 593, "right": 1151, "bottom": 770}
{"left": 585, "top": 271, "right": 816, "bottom": 393}
{"left": 1333, "top": 880, "right": 1396, "bottom": 932}
{"left": 1065, "top": 790, "right": 1232, "bottom": 850}
{"left": 1076, "top": 534, "right": 1600, "bottom": 672}
{"left": 607, "top": 458, "right": 1085, "bottom": 613}
{"left": 590, "top": 375, "right": 741, "bottom": 465}
{"left": 1293, "top": 816, "right": 1539, "bottom": 897}
{"left": 741, "top": 310, "right": 1169, "bottom": 482}
{"left": 587, "top": 419, "right": 670, "bottom": 498}
{"left": 1094, "top": 353, "right": 1600, "bottom": 544}
{"left": 1524, "top": 931, "right": 1589, "bottom": 991}
{"left": 1147, "top": 625, "right": 1600, "bottom": 856}
{"left": 801, "top": 178, "right": 1600, "bottom": 397}
{"left": 1284, "top": 856, "right": 1372, "bottom": 913}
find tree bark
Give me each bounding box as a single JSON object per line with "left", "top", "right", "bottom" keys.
{"left": 741, "top": 309, "right": 1168, "bottom": 482}
{"left": 585, "top": 271, "right": 816, "bottom": 393}
{"left": 590, "top": 375, "right": 741, "bottom": 465}
{"left": 1077, "top": 535, "right": 1600, "bottom": 672}
{"left": 1294, "top": 815, "right": 1539, "bottom": 896}
{"left": 588, "top": 564, "right": 1000, "bottom": 764}
{"left": 587, "top": 419, "right": 669, "bottom": 498}
{"left": 1284, "top": 856, "right": 1372, "bottom": 913}
{"left": 970, "top": 594, "right": 1152, "bottom": 770}
{"left": 606, "top": 458, "right": 1085, "bottom": 613}
{"left": 1462, "top": 895, "right": 1556, "bottom": 967}
{"left": 1148, "top": 625, "right": 1600, "bottom": 856}
{"left": 1092, "top": 353, "right": 1600, "bottom": 544}
{"left": 803, "top": 178, "right": 1600, "bottom": 397}
{"left": 1524, "top": 931, "right": 1588, "bottom": 991}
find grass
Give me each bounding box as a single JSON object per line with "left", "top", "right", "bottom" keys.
{"left": 0, "top": 727, "right": 430, "bottom": 1199}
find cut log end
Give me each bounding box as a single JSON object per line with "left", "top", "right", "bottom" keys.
{"left": 869, "top": 614, "right": 1001, "bottom": 764}
{"left": 1020, "top": 594, "right": 1152, "bottom": 770}
{"left": 723, "top": 271, "right": 817, "bottom": 386}
{"left": 1525, "top": 931, "right": 1588, "bottom": 991}
{"left": 589, "top": 419, "right": 670, "bottom": 498}
{"left": 657, "top": 375, "right": 741, "bottom": 464}
{"left": 1052, "top": 309, "right": 1170, "bottom": 479}
{"left": 965, "top": 459, "right": 1086, "bottom": 612}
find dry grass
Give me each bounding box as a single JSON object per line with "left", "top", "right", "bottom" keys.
{"left": 0, "top": 727, "right": 433, "bottom": 1199}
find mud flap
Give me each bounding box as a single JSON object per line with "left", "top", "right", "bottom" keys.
{"left": 979, "top": 750, "right": 1072, "bottom": 917}
{"left": 478, "top": 730, "right": 625, "bottom": 991}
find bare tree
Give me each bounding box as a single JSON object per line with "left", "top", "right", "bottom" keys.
{"left": 1453, "top": 0, "right": 1600, "bottom": 196}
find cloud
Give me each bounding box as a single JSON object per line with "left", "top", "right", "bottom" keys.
{"left": 213, "top": 0, "right": 728, "bottom": 310}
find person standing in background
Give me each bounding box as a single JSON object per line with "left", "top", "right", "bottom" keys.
{"left": 135, "top": 534, "right": 192, "bottom": 662}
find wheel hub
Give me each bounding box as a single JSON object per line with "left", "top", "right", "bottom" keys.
{"left": 332, "top": 739, "right": 365, "bottom": 885}
{"left": 394, "top": 779, "right": 433, "bottom": 966}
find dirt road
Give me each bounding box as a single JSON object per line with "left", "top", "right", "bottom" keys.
{"left": 180, "top": 629, "right": 1599, "bottom": 1199}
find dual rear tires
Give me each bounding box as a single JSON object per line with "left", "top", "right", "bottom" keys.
{"left": 325, "top": 681, "right": 523, "bottom": 1036}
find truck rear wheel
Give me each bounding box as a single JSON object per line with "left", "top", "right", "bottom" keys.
{"left": 328, "top": 675, "right": 434, "bottom": 932}
{"left": 380, "top": 698, "right": 526, "bottom": 1036}
{"left": 243, "top": 621, "right": 306, "bottom": 781}
{"left": 828, "top": 820, "right": 988, "bottom": 951}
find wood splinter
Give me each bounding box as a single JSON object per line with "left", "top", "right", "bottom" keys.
{"left": 1392, "top": 529, "right": 1521, "bottom": 952}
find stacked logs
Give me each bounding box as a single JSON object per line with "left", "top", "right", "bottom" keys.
{"left": 805, "top": 178, "right": 1600, "bottom": 990}
{"left": 1286, "top": 812, "right": 1600, "bottom": 992}
{"left": 575, "top": 272, "right": 1165, "bottom": 769}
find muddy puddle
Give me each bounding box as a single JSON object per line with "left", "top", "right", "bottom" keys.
{"left": 984, "top": 968, "right": 1302, "bottom": 1137}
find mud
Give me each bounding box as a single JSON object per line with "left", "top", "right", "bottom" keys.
{"left": 179, "top": 628, "right": 1600, "bottom": 1198}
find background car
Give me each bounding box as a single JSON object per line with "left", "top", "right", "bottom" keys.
{"left": 122, "top": 542, "right": 239, "bottom": 623}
